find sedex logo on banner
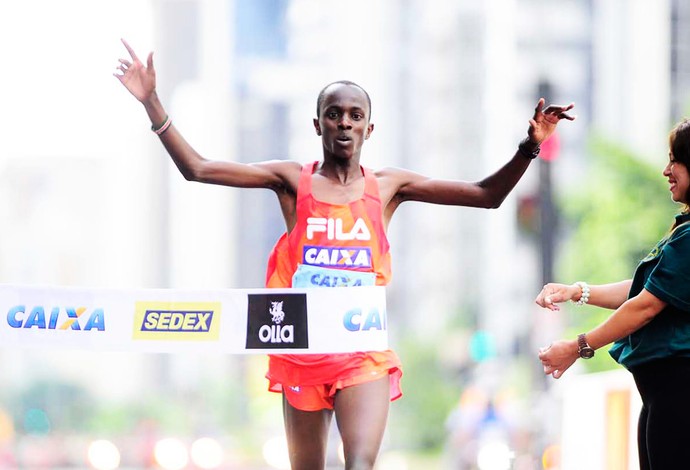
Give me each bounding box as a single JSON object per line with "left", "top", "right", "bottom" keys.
{"left": 245, "top": 293, "right": 308, "bottom": 349}
{"left": 133, "top": 301, "right": 221, "bottom": 341}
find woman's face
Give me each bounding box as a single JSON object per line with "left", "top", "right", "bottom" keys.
{"left": 663, "top": 151, "right": 690, "bottom": 204}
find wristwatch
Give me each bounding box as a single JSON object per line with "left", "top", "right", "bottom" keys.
{"left": 577, "top": 333, "right": 595, "bottom": 359}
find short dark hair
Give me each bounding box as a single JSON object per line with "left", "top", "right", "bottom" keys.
{"left": 316, "top": 80, "right": 372, "bottom": 119}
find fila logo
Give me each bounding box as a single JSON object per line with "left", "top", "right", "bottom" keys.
{"left": 306, "top": 217, "right": 371, "bottom": 241}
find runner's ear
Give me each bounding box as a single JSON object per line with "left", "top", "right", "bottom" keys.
{"left": 313, "top": 118, "right": 322, "bottom": 136}
{"left": 365, "top": 123, "right": 374, "bottom": 139}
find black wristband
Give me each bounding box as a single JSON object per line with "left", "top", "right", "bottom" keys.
{"left": 517, "top": 138, "right": 541, "bottom": 160}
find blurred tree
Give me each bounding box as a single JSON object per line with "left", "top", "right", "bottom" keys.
{"left": 390, "top": 336, "right": 460, "bottom": 451}
{"left": 85, "top": 375, "right": 250, "bottom": 436}
{"left": 555, "top": 135, "right": 677, "bottom": 372}
{"left": 12, "top": 380, "right": 95, "bottom": 434}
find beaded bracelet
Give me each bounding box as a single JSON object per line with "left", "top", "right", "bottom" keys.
{"left": 151, "top": 115, "right": 172, "bottom": 136}
{"left": 573, "top": 281, "right": 590, "bottom": 306}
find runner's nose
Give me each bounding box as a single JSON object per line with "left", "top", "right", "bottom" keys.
{"left": 338, "top": 115, "right": 352, "bottom": 129}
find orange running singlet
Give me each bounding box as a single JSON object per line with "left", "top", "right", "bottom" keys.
{"left": 264, "top": 161, "right": 402, "bottom": 411}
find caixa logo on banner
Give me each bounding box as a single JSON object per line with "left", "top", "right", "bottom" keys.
{"left": 245, "top": 293, "right": 308, "bottom": 349}
{"left": 342, "top": 307, "right": 386, "bottom": 332}
{"left": 6, "top": 306, "right": 105, "bottom": 331}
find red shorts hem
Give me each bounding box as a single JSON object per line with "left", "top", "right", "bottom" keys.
{"left": 269, "top": 366, "right": 403, "bottom": 411}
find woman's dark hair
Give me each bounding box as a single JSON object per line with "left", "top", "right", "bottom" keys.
{"left": 670, "top": 118, "right": 690, "bottom": 214}
{"left": 670, "top": 119, "right": 690, "bottom": 165}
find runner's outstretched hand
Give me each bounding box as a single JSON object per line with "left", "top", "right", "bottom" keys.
{"left": 114, "top": 38, "right": 156, "bottom": 103}
{"left": 527, "top": 99, "right": 576, "bottom": 144}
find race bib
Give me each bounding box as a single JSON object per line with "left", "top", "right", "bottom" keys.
{"left": 292, "top": 264, "right": 376, "bottom": 288}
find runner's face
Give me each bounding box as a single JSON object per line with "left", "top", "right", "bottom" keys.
{"left": 664, "top": 151, "right": 690, "bottom": 204}
{"left": 314, "top": 85, "right": 373, "bottom": 161}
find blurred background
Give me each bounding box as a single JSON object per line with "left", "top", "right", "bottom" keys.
{"left": 0, "top": 0, "right": 688, "bottom": 468}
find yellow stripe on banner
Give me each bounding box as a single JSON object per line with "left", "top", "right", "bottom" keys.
{"left": 59, "top": 306, "right": 86, "bottom": 330}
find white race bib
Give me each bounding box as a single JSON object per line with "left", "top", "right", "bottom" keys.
{"left": 292, "top": 264, "right": 376, "bottom": 288}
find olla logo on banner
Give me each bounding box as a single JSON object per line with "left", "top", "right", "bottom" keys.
{"left": 245, "top": 293, "right": 308, "bottom": 349}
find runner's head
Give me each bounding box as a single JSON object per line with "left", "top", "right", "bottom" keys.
{"left": 316, "top": 81, "right": 371, "bottom": 121}
{"left": 313, "top": 81, "right": 374, "bottom": 161}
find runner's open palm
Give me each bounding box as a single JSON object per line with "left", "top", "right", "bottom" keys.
{"left": 528, "top": 98, "right": 576, "bottom": 144}
{"left": 114, "top": 38, "right": 156, "bottom": 103}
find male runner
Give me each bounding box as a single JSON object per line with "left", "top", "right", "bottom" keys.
{"left": 115, "top": 38, "right": 575, "bottom": 470}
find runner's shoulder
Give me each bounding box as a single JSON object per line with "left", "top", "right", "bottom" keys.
{"left": 253, "top": 159, "right": 302, "bottom": 177}
{"left": 373, "top": 166, "right": 427, "bottom": 187}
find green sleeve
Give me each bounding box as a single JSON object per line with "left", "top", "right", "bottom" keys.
{"left": 645, "top": 225, "right": 690, "bottom": 311}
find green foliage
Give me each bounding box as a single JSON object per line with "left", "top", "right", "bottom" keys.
{"left": 11, "top": 380, "right": 96, "bottom": 434}
{"left": 85, "top": 376, "right": 250, "bottom": 436}
{"left": 390, "top": 336, "right": 460, "bottom": 451}
{"left": 556, "top": 135, "right": 678, "bottom": 372}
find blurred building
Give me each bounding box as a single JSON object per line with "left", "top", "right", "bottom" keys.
{"left": 671, "top": 0, "right": 690, "bottom": 120}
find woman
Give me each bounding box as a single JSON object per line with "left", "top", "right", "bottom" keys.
{"left": 536, "top": 118, "right": 690, "bottom": 470}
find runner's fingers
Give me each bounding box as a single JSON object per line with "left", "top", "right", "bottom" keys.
{"left": 121, "top": 38, "right": 139, "bottom": 61}
{"left": 543, "top": 103, "right": 576, "bottom": 121}
{"left": 534, "top": 98, "right": 545, "bottom": 115}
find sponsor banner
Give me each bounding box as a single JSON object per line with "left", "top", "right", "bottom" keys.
{"left": 0, "top": 284, "right": 388, "bottom": 354}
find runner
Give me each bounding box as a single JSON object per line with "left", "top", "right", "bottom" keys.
{"left": 115, "top": 38, "right": 575, "bottom": 470}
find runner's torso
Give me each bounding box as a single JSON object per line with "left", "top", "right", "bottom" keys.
{"left": 266, "top": 161, "right": 392, "bottom": 288}
{"left": 264, "top": 161, "right": 398, "bottom": 381}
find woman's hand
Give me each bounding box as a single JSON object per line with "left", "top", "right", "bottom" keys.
{"left": 535, "top": 282, "right": 581, "bottom": 311}
{"left": 114, "top": 38, "right": 156, "bottom": 103}
{"left": 538, "top": 340, "right": 578, "bottom": 379}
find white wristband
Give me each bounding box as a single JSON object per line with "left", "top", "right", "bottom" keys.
{"left": 573, "top": 281, "right": 590, "bottom": 306}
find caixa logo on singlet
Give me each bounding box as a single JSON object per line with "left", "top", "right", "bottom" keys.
{"left": 302, "top": 245, "right": 372, "bottom": 268}
{"left": 245, "top": 293, "right": 308, "bottom": 349}
{"left": 304, "top": 217, "right": 373, "bottom": 268}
